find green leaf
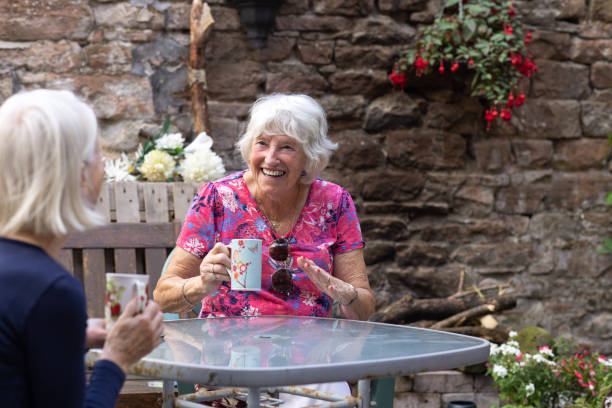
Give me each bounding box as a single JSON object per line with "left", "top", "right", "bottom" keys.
{"left": 596, "top": 237, "right": 612, "bottom": 254}
{"left": 444, "top": 0, "right": 460, "bottom": 8}
{"left": 464, "top": 19, "right": 477, "bottom": 35}
{"left": 606, "top": 192, "right": 612, "bottom": 205}
{"left": 490, "top": 33, "right": 505, "bottom": 42}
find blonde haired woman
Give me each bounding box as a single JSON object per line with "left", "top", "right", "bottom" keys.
{"left": 0, "top": 89, "right": 164, "bottom": 407}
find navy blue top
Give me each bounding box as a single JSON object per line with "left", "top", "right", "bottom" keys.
{"left": 0, "top": 237, "right": 125, "bottom": 407}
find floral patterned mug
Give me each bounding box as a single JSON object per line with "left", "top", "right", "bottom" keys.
{"left": 229, "top": 239, "right": 262, "bottom": 291}
{"left": 105, "top": 273, "right": 149, "bottom": 330}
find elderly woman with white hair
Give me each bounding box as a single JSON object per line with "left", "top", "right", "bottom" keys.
{"left": 0, "top": 89, "right": 164, "bottom": 407}
{"left": 154, "top": 93, "right": 375, "bottom": 404}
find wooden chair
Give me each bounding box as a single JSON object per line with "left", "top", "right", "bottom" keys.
{"left": 58, "top": 182, "right": 200, "bottom": 318}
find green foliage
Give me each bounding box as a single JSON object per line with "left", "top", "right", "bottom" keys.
{"left": 597, "top": 133, "right": 612, "bottom": 254}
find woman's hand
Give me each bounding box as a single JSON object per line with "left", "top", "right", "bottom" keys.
{"left": 297, "top": 256, "right": 360, "bottom": 319}
{"left": 85, "top": 318, "right": 107, "bottom": 349}
{"left": 100, "top": 297, "right": 164, "bottom": 373}
{"left": 198, "top": 242, "right": 231, "bottom": 294}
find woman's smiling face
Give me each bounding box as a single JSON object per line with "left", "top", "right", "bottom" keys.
{"left": 249, "top": 133, "right": 307, "bottom": 198}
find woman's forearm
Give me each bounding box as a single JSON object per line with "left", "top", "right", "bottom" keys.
{"left": 154, "top": 275, "right": 205, "bottom": 313}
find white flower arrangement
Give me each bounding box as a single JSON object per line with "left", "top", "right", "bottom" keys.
{"left": 103, "top": 118, "right": 225, "bottom": 183}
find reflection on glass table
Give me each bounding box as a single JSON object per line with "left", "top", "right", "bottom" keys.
{"left": 86, "top": 316, "right": 490, "bottom": 407}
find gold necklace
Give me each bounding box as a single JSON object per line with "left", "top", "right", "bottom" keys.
{"left": 254, "top": 182, "right": 301, "bottom": 235}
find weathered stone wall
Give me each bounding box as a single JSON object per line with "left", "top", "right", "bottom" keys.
{"left": 1, "top": 0, "right": 611, "bottom": 353}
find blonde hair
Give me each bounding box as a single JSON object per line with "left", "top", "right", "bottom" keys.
{"left": 236, "top": 94, "right": 338, "bottom": 184}
{"left": 0, "top": 89, "right": 105, "bottom": 236}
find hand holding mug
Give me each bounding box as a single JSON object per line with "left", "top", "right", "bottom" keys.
{"left": 100, "top": 296, "right": 164, "bottom": 373}
{"left": 198, "top": 242, "right": 231, "bottom": 295}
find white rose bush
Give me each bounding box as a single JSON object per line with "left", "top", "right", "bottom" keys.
{"left": 104, "top": 118, "right": 225, "bottom": 183}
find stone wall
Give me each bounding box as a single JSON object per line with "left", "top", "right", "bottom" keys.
{"left": 1, "top": 0, "right": 612, "bottom": 353}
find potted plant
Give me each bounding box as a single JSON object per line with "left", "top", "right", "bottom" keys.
{"left": 487, "top": 330, "right": 612, "bottom": 407}
{"left": 103, "top": 118, "right": 226, "bottom": 183}
{"left": 390, "top": 0, "right": 537, "bottom": 130}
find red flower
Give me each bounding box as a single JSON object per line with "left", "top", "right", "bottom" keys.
{"left": 515, "top": 92, "right": 525, "bottom": 106}
{"left": 525, "top": 32, "right": 532, "bottom": 45}
{"left": 451, "top": 62, "right": 459, "bottom": 72}
{"left": 575, "top": 370, "right": 583, "bottom": 380}
{"left": 508, "top": 8, "right": 516, "bottom": 17}
{"left": 504, "top": 23, "right": 513, "bottom": 35}
{"left": 507, "top": 92, "right": 515, "bottom": 108}
{"left": 389, "top": 69, "right": 406, "bottom": 89}
{"left": 439, "top": 63, "right": 445, "bottom": 74}
{"left": 484, "top": 107, "right": 498, "bottom": 130}
{"left": 510, "top": 52, "right": 523, "bottom": 67}
{"left": 110, "top": 303, "right": 121, "bottom": 316}
{"left": 500, "top": 108, "right": 512, "bottom": 121}
{"left": 414, "top": 56, "right": 429, "bottom": 76}
{"left": 468, "top": 59, "right": 474, "bottom": 66}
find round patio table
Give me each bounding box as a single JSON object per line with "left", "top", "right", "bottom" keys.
{"left": 87, "top": 316, "right": 490, "bottom": 407}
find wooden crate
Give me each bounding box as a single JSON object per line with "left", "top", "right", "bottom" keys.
{"left": 60, "top": 182, "right": 200, "bottom": 318}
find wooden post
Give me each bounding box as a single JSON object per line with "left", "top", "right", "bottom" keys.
{"left": 189, "top": 0, "right": 215, "bottom": 135}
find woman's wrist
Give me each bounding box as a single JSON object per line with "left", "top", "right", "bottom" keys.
{"left": 341, "top": 284, "right": 359, "bottom": 307}
{"left": 181, "top": 277, "right": 198, "bottom": 310}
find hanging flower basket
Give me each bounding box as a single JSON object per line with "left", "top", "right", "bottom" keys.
{"left": 390, "top": 0, "right": 537, "bottom": 130}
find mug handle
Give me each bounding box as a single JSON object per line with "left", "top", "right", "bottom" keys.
{"left": 132, "top": 281, "right": 147, "bottom": 313}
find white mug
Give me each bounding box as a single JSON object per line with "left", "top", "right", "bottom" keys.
{"left": 105, "top": 273, "right": 149, "bottom": 330}
{"left": 229, "top": 239, "right": 262, "bottom": 291}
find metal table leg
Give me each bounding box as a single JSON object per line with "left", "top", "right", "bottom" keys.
{"left": 162, "top": 379, "right": 175, "bottom": 408}
{"left": 358, "top": 379, "right": 371, "bottom": 408}
{"left": 247, "top": 386, "right": 260, "bottom": 407}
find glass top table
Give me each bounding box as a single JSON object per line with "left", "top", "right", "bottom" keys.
{"left": 87, "top": 316, "right": 490, "bottom": 407}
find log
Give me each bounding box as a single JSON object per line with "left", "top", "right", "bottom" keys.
{"left": 430, "top": 304, "right": 496, "bottom": 329}
{"left": 189, "top": 0, "right": 214, "bottom": 135}
{"left": 435, "top": 326, "right": 509, "bottom": 344}
{"left": 370, "top": 294, "right": 516, "bottom": 324}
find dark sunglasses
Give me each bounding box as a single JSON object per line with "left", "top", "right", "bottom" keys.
{"left": 269, "top": 238, "right": 293, "bottom": 294}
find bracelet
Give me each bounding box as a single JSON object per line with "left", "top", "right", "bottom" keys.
{"left": 181, "top": 278, "right": 197, "bottom": 309}
{"left": 341, "top": 284, "right": 359, "bottom": 307}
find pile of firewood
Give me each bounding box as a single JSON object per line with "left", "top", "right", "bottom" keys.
{"left": 371, "top": 272, "right": 516, "bottom": 344}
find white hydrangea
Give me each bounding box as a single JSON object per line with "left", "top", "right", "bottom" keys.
{"left": 104, "top": 154, "right": 136, "bottom": 182}
{"left": 492, "top": 364, "right": 508, "bottom": 378}
{"left": 598, "top": 356, "right": 612, "bottom": 367}
{"left": 155, "top": 132, "right": 185, "bottom": 150}
{"left": 179, "top": 148, "right": 225, "bottom": 183}
{"left": 525, "top": 383, "right": 535, "bottom": 397}
{"left": 508, "top": 330, "right": 518, "bottom": 338}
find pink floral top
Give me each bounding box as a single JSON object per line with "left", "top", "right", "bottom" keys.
{"left": 176, "top": 171, "right": 364, "bottom": 318}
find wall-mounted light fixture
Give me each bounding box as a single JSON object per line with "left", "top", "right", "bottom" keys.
{"left": 232, "top": 0, "right": 284, "bottom": 49}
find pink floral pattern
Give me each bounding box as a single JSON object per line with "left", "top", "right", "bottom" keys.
{"left": 176, "top": 171, "right": 364, "bottom": 318}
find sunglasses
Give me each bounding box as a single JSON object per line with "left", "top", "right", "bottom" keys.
{"left": 269, "top": 238, "right": 293, "bottom": 294}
